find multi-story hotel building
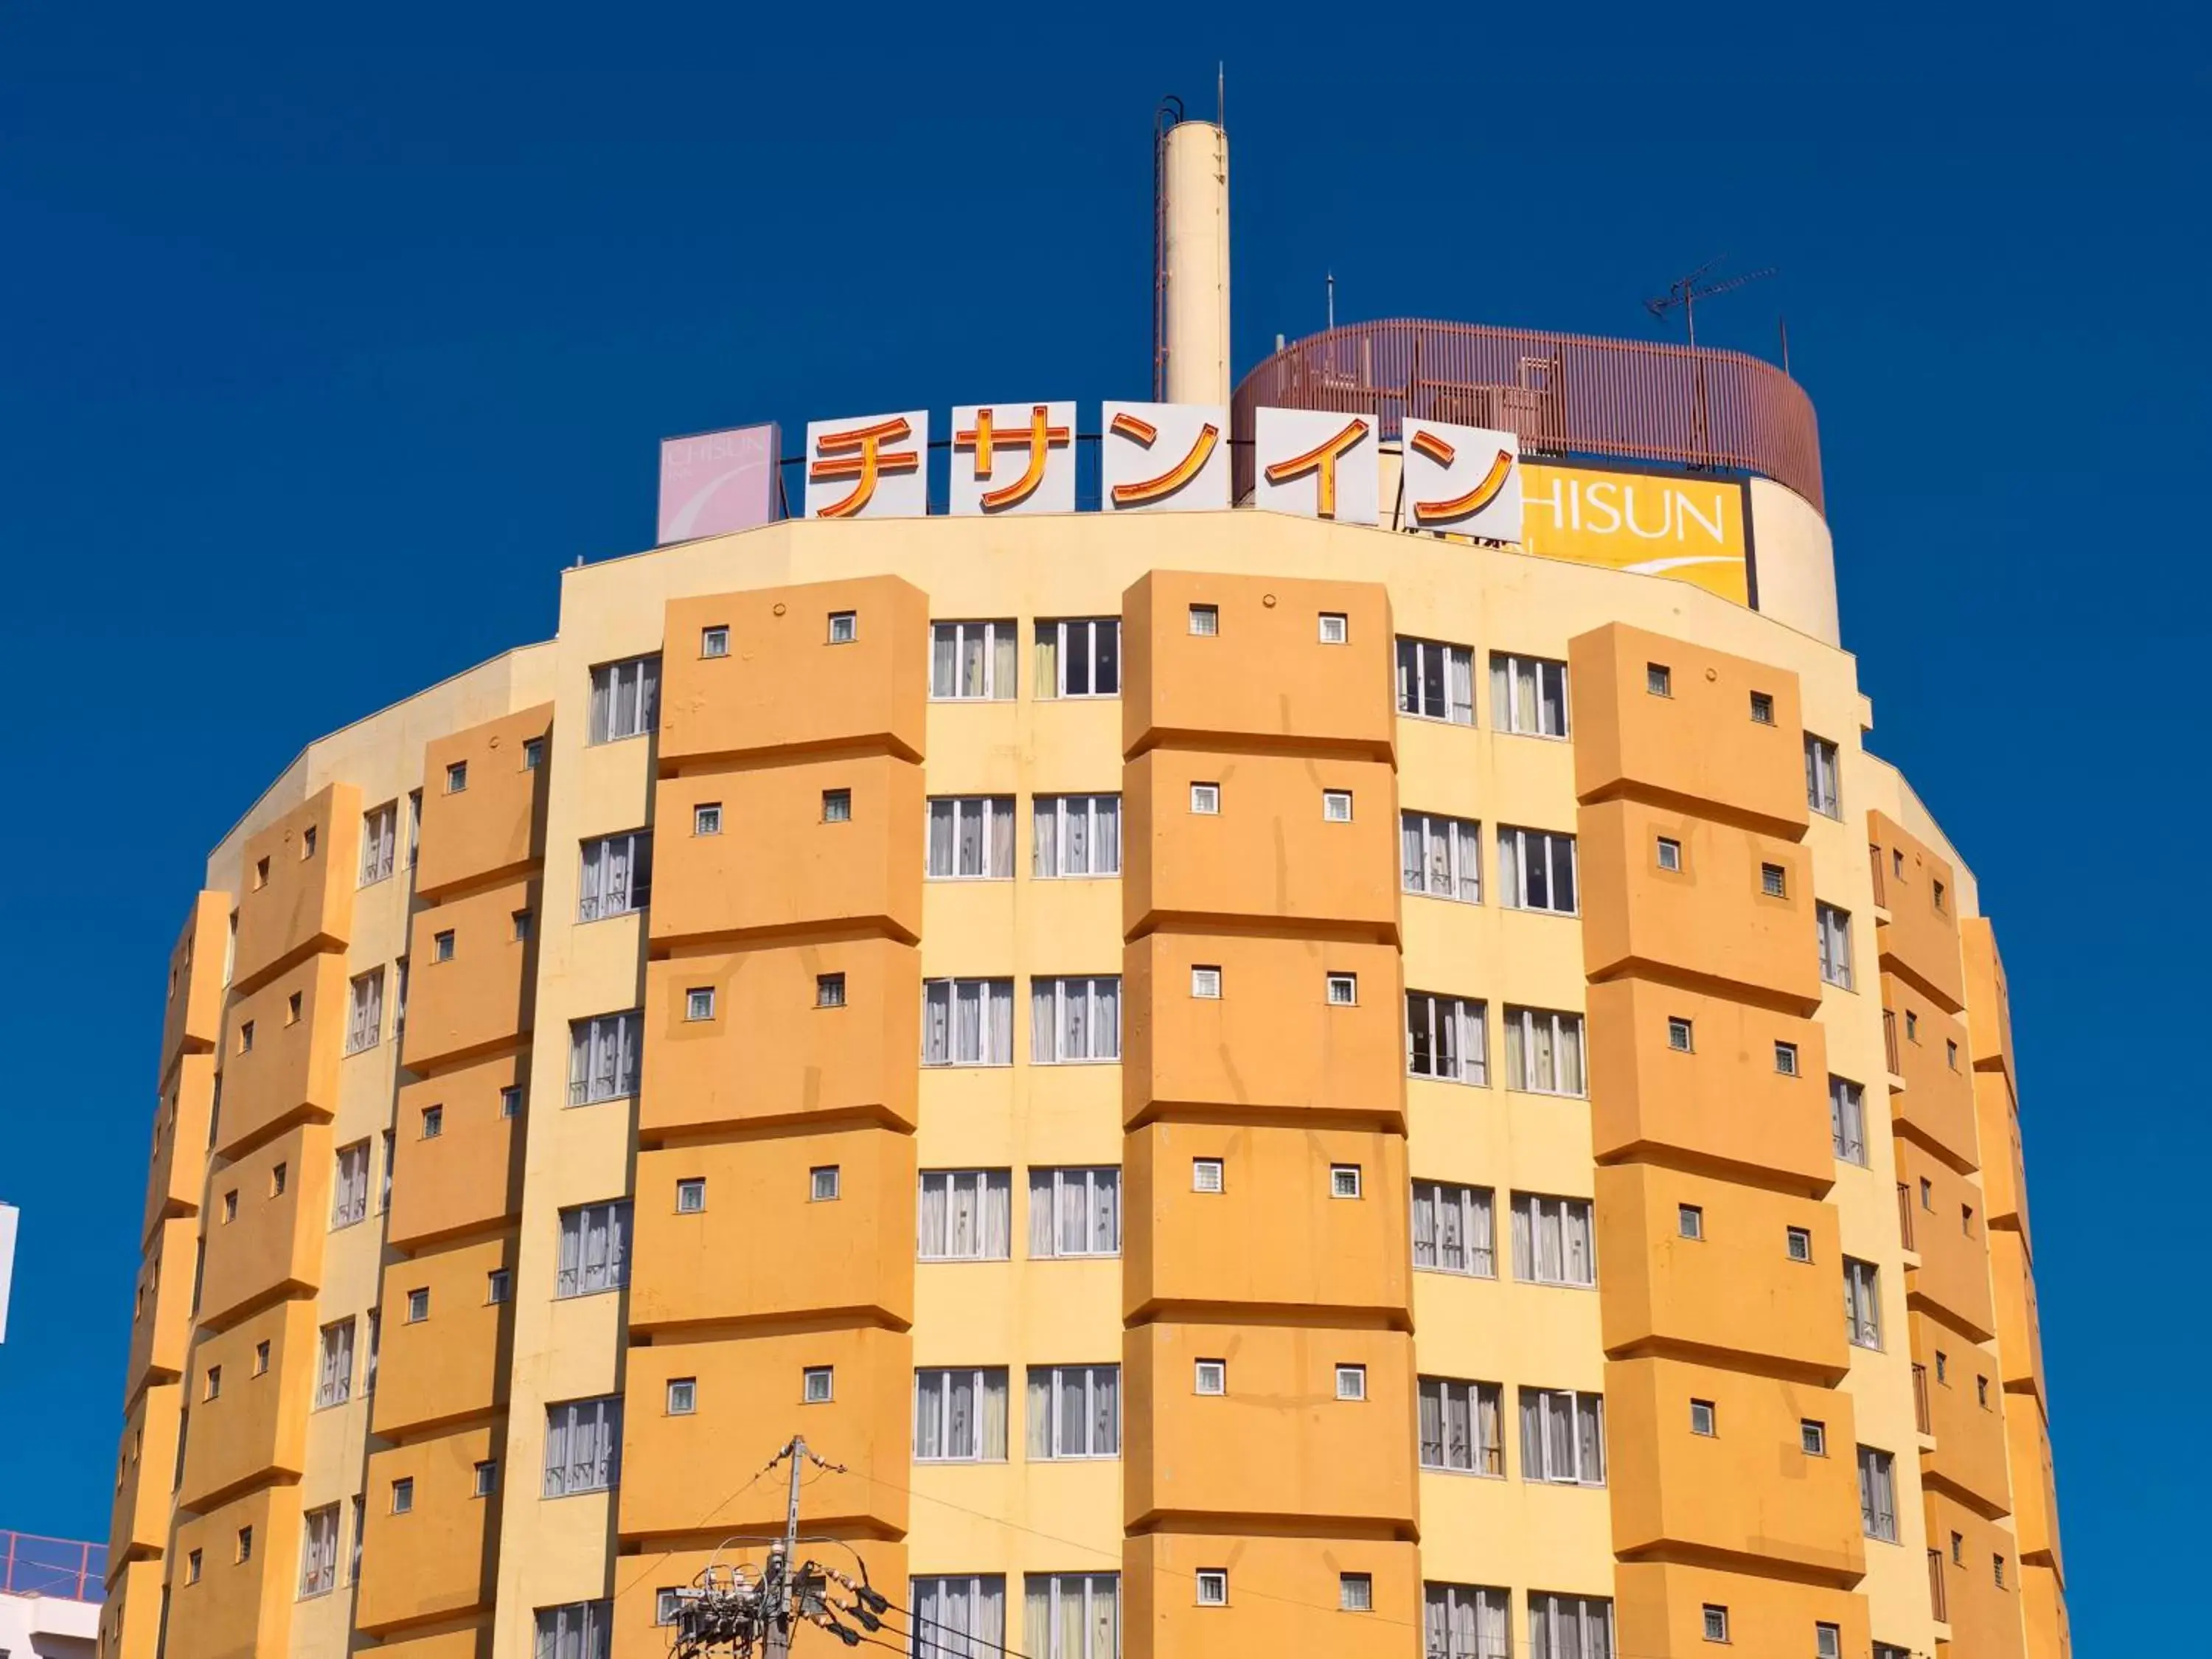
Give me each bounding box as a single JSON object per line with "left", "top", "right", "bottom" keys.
{"left": 100, "top": 115, "right": 2065, "bottom": 1659}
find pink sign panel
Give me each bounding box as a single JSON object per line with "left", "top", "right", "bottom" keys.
{"left": 657, "top": 423, "right": 782, "bottom": 543}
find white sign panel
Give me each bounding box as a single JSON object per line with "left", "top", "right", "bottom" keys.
{"left": 804, "top": 409, "right": 929, "bottom": 520}
{"left": 948, "top": 402, "right": 1076, "bottom": 516}
{"left": 1402, "top": 418, "right": 1524, "bottom": 541}
{"left": 1099, "top": 401, "right": 1231, "bottom": 512}
{"left": 1253, "top": 406, "right": 1379, "bottom": 525}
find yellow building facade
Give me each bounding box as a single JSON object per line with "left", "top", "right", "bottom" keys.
{"left": 102, "top": 363, "right": 2065, "bottom": 1659}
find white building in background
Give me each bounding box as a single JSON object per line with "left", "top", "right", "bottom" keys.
{"left": 0, "top": 1526, "right": 103, "bottom": 1659}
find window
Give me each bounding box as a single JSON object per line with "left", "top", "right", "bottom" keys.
{"left": 271, "top": 1161, "right": 288, "bottom": 1197}
{"left": 345, "top": 969, "right": 383, "bottom": 1054}
{"left": 1691, "top": 1399, "right": 1717, "bottom": 1436}
{"left": 502, "top": 1085, "right": 523, "bottom": 1119}
{"left": 534, "top": 1601, "right": 613, "bottom": 1659}
{"left": 1188, "top": 781, "right": 1220, "bottom": 815}
{"left": 1647, "top": 662, "right": 1672, "bottom": 695}
{"left": 1194, "top": 1360, "right": 1226, "bottom": 1396}
{"left": 332, "top": 1141, "right": 370, "bottom": 1229}
{"left": 1830, "top": 1076, "right": 1868, "bottom": 1165}
{"left": 420, "top": 1105, "right": 444, "bottom": 1139}
{"left": 1512, "top": 1194, "right": 1597, "bottom": 1287}
{"left": 1323, "top": 788, "right": 1354, "bottom": 822}
{"left": 1397, "top": 636, "right": 1475, "bottom": 723}
{"left": 1023, "top": 1573, "right": 1119, "bottom": 1659}
{"left": 926, "top": 796, "right": 1016, "bottom": 879}
{"left": 1412, "top": 1180, "right": 1495, "bottom": 1277}
{"left": 914, "top": 1577, "right": 1009, "bottom": 1657}
{"left": 1331, "top": 1164, "right": 1363, "bottom": 1199}
{"left": 655, "top": 1589, "right": 684, "bottom": 1627}
{"left": 1506, "top": 1006, "right": 1587, "bottom": 1096}
{"left": 1803, "top": 1419, "right": 1829, "bottom": 1455}
{"left": 1761, "top": 862, "right": 1788, "bottom": 898}
{"left": 1192, "top": 1158, "right": 1224, "bottom": 1194}
{"left": 222, "top": 1190, "right": 237, "bottom": 1223}
{"left": 1178, "top": 965, "right": 1222, "bottom": 1005}
{"left": 389, "top": 1478, "right": 413, "bottom": 1515}
{"left": 203, "top": 1363, "right": 222, "bottom": 1402}
{"left": 1407, "top": 992, "right": 1487, "bottom": 1085}
{"left": 1680, "top": 1203, "right": 1705, "bottom": 1239}
{"left": 512, "top": 910, "right": 532, "bottom": 942}
{"left": 1491, "top": 653, "right": 1571, "bottom": 737}
{"left": 555, "top": 1201, "right": 632, "bottom": 1298}
{"left": 1036, "top": 617, "right": 1120, "bottom": 698}
{"left": 821, "top": 788, "right": 852, "bottom": 822}
{"left": 1188, "top": 604, "right": 1218, "bottom": 636}
{"left": 433, "top": 930, "right": 456, "bottom": 963}
{"left": 379, "top": 1130, "right": 393, "bottom": 1210}
{"left": 406, "top": 792, "right": 422, "bottom": 869}
{"left": 254, "top": 1340, "right": 270, "bottom": 1376}
{"left": 1750, "top": 690, "right": 1775, "bottom": 725}
{"left": 237, "top": 1019, "right": 255, "bottom": 1056}
{"left": 1425, "top": 1582, "right": 1511, "bottom": 1659}
{"left": 700, "top": 625, "right": 728, "bottom": 658}
{"left": 302, "top": 827, "right": 324, "bottom": 860}
{"left": 1026, "top": 1366, "right": 1120, "bottom": 1459}
{"left": 1845, "top": 1259, "right": 1883, "bottom": 1349}
{"left": 1935, "top": 1352, "right": 1950, "bottom": 1384}
{"left": 473, "top": 1460, "right": 498, "bottom": 1498}
{"left": 1962, "top": 1203, "right": 1975, "bottom": 1236}
{"left": 675, "top": 1178, "right": 706, "bottom": 1214}
{"left": 914, "top": 1367, "right": 1009, "bottom": 1461}
{"left": 187, "top": 1548, "right": 203, "bottom": 1584}
{"left": 360, "top": 804, "right": 398, "bottom": 887}
{"left": 1340, "top": 1573, "right": 1374, "bottom": 1613}
{"left": 1031, "top": 975, "right": 1121, "bottom": 1062}
{"left": 1993, "top": 1554, "right": 2006, "bottom": 1588}
{"left": 1029, "top": 1167, "right": 1120, "bottom": 1258}
{"left": 812, "top": 1166, "right": 842, "bottom": 1203}
{"left": 1499, "top": 826, "right": 1578, "bottom": 914}
{"left": 1978, "top": 1375, "right": 1991, "bottom": 1408}
{"left": 1933, "top": 879, "right": 1947, "bottom": 913}
{"left": 1402, "top": 811, "right": 1481, "bottom": 902}
{"left": 684, "top": 987, "right": 715, "bottom": 1022}
{"left": 1419, "top": 1377, "right": 1505, "bottom": 1474}
{"left": 922, "top": 978, "right": 1015, "bottom": 1066}
{"left": 1326, "top": 972, "right": 1358, "bottom": 1006}
{"left": 1319, "top": 611, "right": 1349, "bottom": 643}
{"left": 1787, "top": 1226, "right": 1813, "bottom": 1263}
{"left": 1775, "top": 1040, "right": 1801, "bottom": 1077}
{"left": 1806, "top": 735, "right": 1841, "bottom": 818}
{"left": 1703, "top": 1604, "right": 1730, "bottom": 1643}
{"left": 568, "top": 1012, "right": 642, "bottom": 1105}
{"left": 1034, "top": 794, "right": 1121, "bottom": 877}
{"left": 918, "top": 1169, "right": 1012, "bottom": 1261}
{"left": 1520, "top": 1388, "right": 1606, "bottom": 1485}
{"left": 1947, "top": 1037, "right": 1960, "bottom": 1071}
{"left": 1950, "top": 1532, "right": 1964, "bottom": 1565}
{"left": 1531, "top": 1595, "right": 1615, "bottom": 1659}
{"left": 522, "top": 737, "right": 545, "bottom": 770}
{"left": 666, "top": 1378, "right": 696, "bottom": 1415}
{"left": 1817, "top": 1624, "right": 1843, "bottom": 1659}
{"left": 543, "top": 1397, "right": 622, "bottom": 1496}
{"left": 299, "top": 1503, "right": 338, "bottom": 1599}
{"left": 313, "top": 1320, "right": 355, "bottom": 1411}
{"left": 931, "top": 620, "right": 1018, "bottom": 699}
{"left": 487, "top": 1269, "right": 512, "bottom": 1304}
{"left": 1323, "top": 1364, "right": 1366, "bottom": 1403}
{"left": 1857, "top": 1445, "right": 1898, "bottom": 1540}
{"left": 588, "top": 655, "right": 660, "bottom": 744}
{"left": 405, "top": 1287, "right": 429, "bottom": 1323}
{"left": 578, "top": 832, "right": 652, "bottom": 921}
{"left": 1656, "top": 836, "right": 1682, "bottom": 872}
{"left": 1194, "top": 1570, "right": 1228, "bottom": 1607}
{"left": 692, "top": 802, "right": 723, "bottom": 837}
{"left": 1667, "top": 1016, "right": 1694, "bottom": 1052}
{"left": 829, "top": 610, "right": 858, "bottom": 644}
{"left": 1817, "top": 903, "right": 1854, "bottom": 990}
{"left": 446, "top": 761, "right": 468, "bottom": 793}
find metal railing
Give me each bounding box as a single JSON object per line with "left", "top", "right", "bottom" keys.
{"left": 1231, "top": 318, "right": 1824, "bottom": 511}
{"left": 0, "top": 1529, "right": 108, "bottom": 1602}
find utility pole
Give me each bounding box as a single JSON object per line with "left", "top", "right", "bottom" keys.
{"left": 670, "top": 1436, "right": 871, "bottom": 1659}
{"left": 762, "top": 1436, "right": 807, "bottom": 1659}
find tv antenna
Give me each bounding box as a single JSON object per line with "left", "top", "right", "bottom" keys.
{"left": 1644, "top": 257, "right": 1775, "bottom": 350}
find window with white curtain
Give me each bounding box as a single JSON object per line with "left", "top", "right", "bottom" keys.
{"left": 588, "top": 656, "right": 660, "bottom": 745}
{"left": 1425, "top": 1582, "right": 1511, "bottom": 1659}
{"left": 1407, "top": 992, "right": 1487, "bottom": 1085}
{"left": 1034, "top": 795, "right": 1121, "bottom": 878}
{"left": 345, "top": 970, "right": 384, "bottom": 1055}
{"left": 931, "top": 621, "right": 1018, "bottom": 700}
{"left": 1031, "top": 976, "right": 1121, "bottom": 1063}
{"left": 1490, "top": 653, "right": 1571, "bottom": 737}
{"left": 1028, "top": 1167, "right": 1120, "bottom": 1259}
{"left": 1036, "top": 619, "right": 1120, "bottom": 698}
{"left": 1512, "top": 1194, "right": 1597, "bottom": 1287}
{"left": 1505, "top": 1007, "right": 1587, "bottom": 1097}
{"left": 1831, "top": 1075, "right": 1868, "bottom": 1165}
{"left": 914, "top": 1368, "right": 1009, "bottom": 1461}
{"left": 1519, "top": 1388, "right": 1606, "bottom": 1485}
{"left": 299, "top": 1503, "right": 339, "bottom": 1599}
{"left": 578, "top": 832, "right": 652, "bottom": 921}
{"left": 555, "top": 1201, "right": 631, "bottom": 1298}
{"left": 1023, "top": 1573, "right": 1119, "bottom": 1659}
{"left": 1845, "top": 1258, "right": 1883, "bottom": 1350}
{"left": 1419, "top": 1377, "right": 1504, "bottom": 1475}
{"left": 1818, "top": 903, "right": 1854, "bottom": 990}
{"left": 1857, "top": 1444, "right": 1899, "bottom": 1540}
{"left": 1528, "top": 1593, "right": 1615, "bottom": 1659}
{"left": 534, "top": 1600, "right": 613, "bottom": 1659}
{"left": 928, "top": 797, "right": 1017, "bottom": 880}
{"left": 1402, "top": 811, "right": 1482, "bottom": 902}
{"left": 911, "top": 1576, "right": 1006, "bottom": 1659}
{"left": 918, "top": 1170, "right": 1012, "bottom": 1261}
{"left": 567, "top": 1012, "right": 641, "bottom": 1105}
{"left": 1397, "top": 636, "right": 1475, "bottom": 723}
{"left": 542, "top": 1397, "right": 622, "bottom": 1497}
{"left": 331, "top": 1141, "right": 370, "bottom": 1230}
{"left": 1806, "top": 735, "right": 1842, "bottom": 818}
{"left": 1498, "top": 827, "right": 1579, "bottom": 914}
{"left": 313, "top": 1319, "right": 355, "bottom": 1411}
{"left": 1026, "top": 1366, "right": 1120, "bottom": 1459}
{"left": 922, "top": 979, "right": 1015, "bottom": 1066}
{"left": 359, "top": 804, "right": 397, "bottom": 888}
{"left": 1411, "top": 1180, "right": 1495, "bottom": 1277}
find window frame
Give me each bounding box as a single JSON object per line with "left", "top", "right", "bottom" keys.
{"left": 930, "top": 619, "right": 1019, "bottom": 700}
{"left": 1489, "top": 653, "right": 1571, "bottom": 738}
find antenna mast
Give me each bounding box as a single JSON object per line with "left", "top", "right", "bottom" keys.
{"left": 1644, "top": 256, "right": 1777, "bottom": 352}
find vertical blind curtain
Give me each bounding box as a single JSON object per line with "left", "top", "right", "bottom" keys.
{"left": 1411, "top": 1180, "right": 1494, "bottom": 1276}
{"left": 557, "top": 1202, "right": 631, "bottom": 1297}
{"left": 1492, "top": 655, "right": 1569, "bottom": 736}
{"left": 535, "top": 1601, "right": 613, "bottom": 1659}
{"left": 917, "top": 1171, "right": 1012, "bottom": 1260}
{"left": 923, "top": 980, "right": 1015, "bottom": 1065}
{"left": 928, "top": 798, "right": 1017, "bottom": 878}
{"left": 1028, "top": 1167, "right": 1120, "bottom": 1257}
{"left": 1023, "top": 1573, "right": 1119, "bottom": 1659}
{"left": 589, "top": 657, "right": 659, "bottom": 744}
{"left": 911, "top": 1576, "right": 1007, "bottom": 1659}
{"left": 1407, "top": 993, "right": 1486, "bottom": 1084}
{"left": 1499, "top": 827, "right": 1578, "bottom": 913}
{"left": 568, "top": 1013, "right": 642, "bottom": 1105}
{"left": 1426, "top": 1584, "right": 1511, "bottom": 1659}
{"left": 1511, "top": 1195, "right": 1596, "bottom": 1286}
{"left": 1519, "top": 1389, "right": 1604, "bottom": 1485}
{"left": 1030, "top": 977, "right": 1121, "bottom": 1062}
{"left": 1402, "top": 812, "right": 1481, "bottom": 901}
{"left": 579, "top": 833, "right": 651, "bottom": 920}
{"left": 542, "top": 1399, "right": 622, "bottom": 1496}
{"left": 1034, "top": 795, "right": 1121, "bottom": 877}
{"left": 1506, "top": 1008, "right": 1586, "bottom": 1096}
{"left": 1418, "top": 1377, "right": 1502, "bottom": 1473}
{"left": 1529, "top": 1594, "right": 1613, "bottom": 1659}
{"left": 1025, "top": 1366, "right": 1120, "bottom": 1458}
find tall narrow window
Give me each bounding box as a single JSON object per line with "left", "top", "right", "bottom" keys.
{"left": 922, "top": 978, "right": 1015, "bottom": 1066}
{"left": 931, "top": 620, "right": 1018, "bottom": 699}
{"left": 359, "top": 803, "right": 398, "bottom": 888}
{"left": 331, "top": 1141, "right": 370, "bottom": 1230}
{"left": 1028, "top": 1167, "right": 1121, "bottom": 1259}
{"left": 1022, "top": 1573, "right": 1119, "bottom": 1659}
{"left": 1499, "top": 827, "right": 1579, "bottom": 914}
{"left": 1424, "top": 1583, "right": 1511, "bottom": 1659}
{"left": 1397, "top": 636, "right": 1475, "bottom": 723}
{"left": 1806, "top": 735, "right": 1842, "bottom": 818}
{"left": 1505, "top": 1007, "right": 1587, "bottom": 1097}
{"left": 542, "top": 1398, "right": 623, "bottom": 1496}
{"left": 1034, "top": 795, "right": 1121, "bottom": 877}
{"left": 1511, "top": 1193, "right": 1597, "bottom": 1287}
{"left": 1519, "top": 1388, "right": 1606, "bottom": 1486}
{"left": 1857, "top": 1444, "right": 1899, "bottom": 1540}
{"left": 1035, "top": 618, "right": 1121, "bottom": 698}
{"left": 1407, "top": 993, "right": 1488, "bottom": 1084}
{"left": 927, "top": 797, "right": 1018, "bottom": 879}
{"left": 568, "top": 1012, "right": 642, "bottom": 1105}
{"left": 914, "top": 1367, "right": 1009, "bottom": 1461}
{"left": 1411, "top": 1180, "right": 1495, "bottom": 1277}
{"left": 578, "top": 832, "right": 653, "bottom": 921}
{"left": 1418, "top": 1377, "right": 1505, "bottom": 1474}
{"left": 1030, "top": 976, "right": 1121, "bottom": 1062}
{"left": 313, "top": 1319, "right": 355, "bottom": 1411}
{"left": 344, "top": 970, "right": 384, "bottom": 1055}
{"left": 1402, "top": 810, "right": 1482, "bottom": 902}
{"left": 1025, "top": 1366, "right": 1121, "bottom": 1460}
{"left": 299, "top": 1503, "right": 339, "bottom": 1599}
{"left": 1845, "top": 1258, "right": 1883, "bottom": 1349}
{"left": 555, "top": 1202, "right": 633, "bottom": 1298}
{"left": 917, "top": 1170, "right": 1013, "bottom": 1261}
{"left": 1817, "top": 903, "right": 1854, "bottom": 990}
{"left": 588, "top": 655, "right": 660, "bottom": 744}
{"left": 1830, "top": 1076, "right": 1868, "bottom": 1165}
{"left": 1490, "top": 653, "right": 1571, "bottom": 737}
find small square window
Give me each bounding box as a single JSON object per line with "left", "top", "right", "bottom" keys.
{"left": 434, "top": 930, "right": 456, "bottom": 963}
{"left": 1775, "top": 1041, "right": 1801, "bottom": 1077}
{"left": 1190, "top": 782, "right": 1220, "bottom": 815}
{"left": 1339, "top": 1573, "right": 1373, "bottom": 1613}
{"left": 676, "top": 1178, "right": 706, "bottom": 1214}
{"left": 695, "top": 803, "right": 723, "bottom": 835}
{"left": 1962, "top": 1204, "right": 1975, "bottom": 1235}
{"left": 1946, "top": 1038, "right": 1960, "bottom": 1070}
{"left": 656, "top": 1590, "right": 684, "bottom": 1627}
{"left": 685, "top": 987, "right": 716, "bottom": 1022}
{"left": 391, "top": 1478, "right": 414, "bottom": 1514}
{"left": 1977, "top": 1375, "right": 1990, "bottom": 1408}
{"left": 1191, "top": 966, "right": 1223, "bottom": 999}
{"left": 512, "top": 910, "right": 532, "bottom": 942}
{"left": 446, "top": 762, "right": 467, "bottom": 793}
{"left": 239, "top": 1020, "right": 255, "bottom": 1054}
{"left": 1702, "top": 1605, "right": 1728, "bottom": 1644}
{"left": 1691, "top": 1399, "right": 1717, "bottom": 1436}
{"left": 1920, "top": 1178, "right": 1934, "bottom": 1211}
{"left": 1323, "top": 790, "right": 1354, "bottom": 822}
{"left": 203, "top": 1366, "right": 223, "bottom": 1402}
{"left": 1667, "top": 1017, "right": 1694, "bottom": 1052}
{"left": 822, "top": 789, "right": 852, "bottom": 823}
{"left": 1194, "top": 1360, "right": 1227, "bottom": 1395}
{"left": 301, "top": 826, "right": 318, "bottom": 860}
{"left": 811, "top": 1166, "right": 841, "bottom": 1202}
{"left": 1786, "top": 1227, "right": 1812, "bottom": 1263}
{"left": 1656, "top": 836, "right": 1682, "bottom": 872}
{"left": 1816, "top": 1624, "right": 1842, "bottom": 1659}
{"left": 473, "top": 1460, "right": 498, "bottom": 1498}
{"left": 286, "top": 992, "right": 302, "bottom": 1024}
{"left": 270, "top": 1163, "right": 288, "bottom": 1197}
{"left": 803, "top": 1366, "right": 834, "bottom": 1404}
{"left": 1195, "top": 1570, "right": 1228, "bottom": 1607}
{"left": 828, "top": 611, "right": 858, "bottom": 644}
{"left": 422, "top": 1105, "right": 444, "bottom": 1139}
{"left": 222, "top": 1190, "right": 238, "bottom": 1223}
{"left": 1189, "top": 605, "right": 1219, "bottom": 637}
{"left": 1192, "top": 1158, "right": 1224, "bottom": 1194}
{"left": 1937, "top": 1352, "right": 1950, "bottom": 1383}
{"left": 406, "top": 1288, "right": 430, "bottom": 1322}
{"left": 667, "top": 1378, "right": 698, "bottom": 1415}
{"left": 254, "top": 855, "right": 271, "bottom": 889}
{"left": 1326, "top": 973, "right": 1357, "bottom": 1006}
{"left": 701, "top": 626, "right": 730, "bottom": 658}
{"left": 187, "top": 1548, "right": 203, "bottom": 1584}
{"left": 1950, "top": 1531, "right": 1964, "bottom": 1565}
{"left": 500, "top": 1086, "right": 523, "bottom": 1119}
{"left": 237, "top": 1526, "right": 254, "bottom": 1563}
{"left": 1750, "top": 691, "right": 1775, "bottom": 725}
{"left": 1761, "top": 863, "right": 1787, "bottom": 898}
{"left": 523, "top": 737, "right": 545, "bottom": 770}
{"left": 1992, "top": 1554, "right": 2006, "bottom": 1587}
{"left": 253, "top": 1340, "right": 270, "bottom": 1376}
{"left": 1801, "top": 1419, "right": 1828, "bottom": 1456}
{"left": 1932, "top": 879, "right": 1947, "bottom": 913}
{"left": 816, "top": 973, "right": 847, "bottom": 1008}
{"left": 1329, "top": 1164, "right": 1363, "bottom": 1199}
{"left": 487, "top": 1270, "right": 512, "bottom": 1304}
{"left": 1679, "top": 1204, "right": 1704, "bottom": 1240}
{"left": 1319, "top": 613, "right": 1349, "bottom": 644}
{"left": 1335, "top": 1365, "right": 1367, "bottom": 1401}
{"left": 1905, "top": 1010, "right": 1919, "bottom": 1042}
{"left": 1647, "top": 664, "right": 1672, "bottom": 696}
{"left": 1893, "top": 848, "right": 1905, "bottom": 877}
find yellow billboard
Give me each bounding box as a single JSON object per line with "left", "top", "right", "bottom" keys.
{"left": 1517, "top": 463, "right": 1751, "bottom": 605}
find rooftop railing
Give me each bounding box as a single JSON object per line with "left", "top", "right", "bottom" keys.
{"left": 0, "top": 1529, "right": 107, "bottom": 1602}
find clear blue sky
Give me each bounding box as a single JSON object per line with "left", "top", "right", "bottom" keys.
{"left": 1, "top": 1, "right": 2197, "bottom": 1639}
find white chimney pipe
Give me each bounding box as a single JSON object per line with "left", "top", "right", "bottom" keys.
{"left": 1161, "top": 119, "right": 1231, "bottom": 405}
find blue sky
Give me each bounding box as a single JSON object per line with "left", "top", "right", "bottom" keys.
{"left": 0, "top": 0, "right": 2199, "bottom": 1638}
